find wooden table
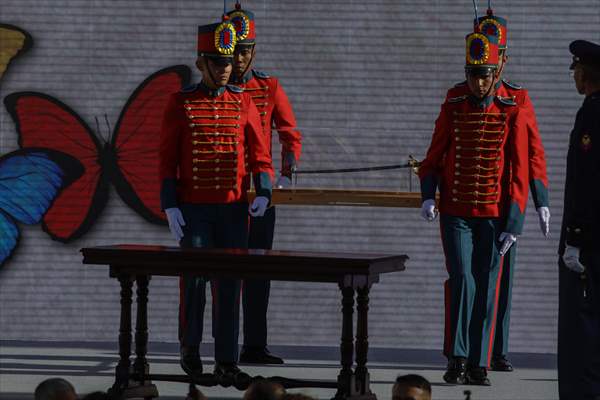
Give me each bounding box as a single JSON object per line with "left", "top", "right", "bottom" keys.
{"left": 81, "top": 245, "right": 407, "bottom": 400}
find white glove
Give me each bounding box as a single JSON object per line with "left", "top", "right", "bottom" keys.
{"left": 562, "top": 245, "right": 585, "bottom": 273}
{"left": 420, "top": 199, "right": 437, "bottom": 221}
{"left": 536, "top": 206, "right": 550, "bottom": 237}
{"left": 498, "top": 232, "right": 517, "bottom": 256}
{"left": 165, "top": 207, "right": 185, "bottom": 242}
{"left": 249, "top": 196, "right": 269, "bottom": 217}
{"left": 275, "top": 175, "right": 292, "bottom": 189}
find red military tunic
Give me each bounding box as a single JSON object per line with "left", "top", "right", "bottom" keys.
{"left": 234, "top": 70, "right": 302, "bottom": 171}
{"left": 159, "top": 83, "right": 273, "bottom": 206}
{"left": 446, "top": 79, "right": 549, "bottom": 208}
{"left": 420, "top": 84, "right": 530, "bottom": 234}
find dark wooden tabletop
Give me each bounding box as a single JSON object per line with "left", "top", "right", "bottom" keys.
{"left": 81, "top": 244, "right": 408, "bottom": 283}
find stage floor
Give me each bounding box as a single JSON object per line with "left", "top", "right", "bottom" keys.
{"left": 0, "top": 341, "right": 557, "bottom": 400}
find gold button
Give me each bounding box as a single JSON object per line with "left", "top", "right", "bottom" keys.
{"left": 215, "top": 159, "right": 220, "bottom": 163}
{"left": 215, "top": 167, "right": 220, "bottom": 172}
{"left": 456, "top": 146, "right": 461, "bottom": 150}
{"left": 455, "top": 137, "right": 460, "bottom": 141}
{"left": 193, "top": 167, "right": 198, "bottom": 172}
{"left": 455, "top": 128, "right": 459, "bottom": 132}
{"left": 184, "top": 100, "right": 190, "bottom": 104}
{"left": 193, "top": 185, "right": 199, "bottom": 189}
{"left": 193, "top": 176, "right": 198, "bottom": 180}
{"left": 456, "top": 154, "right": 461, "bottom": 159}
{"left": 215, "top": 177, "right": 220, "bottom": 181}
{"left": 455, "top": 171, "right": 460, "bottom": 175}
{"left": 235, "top": 124, "right": 240, "bottom": 128}
{"left": 216, "top": 185, "right": 220, "bottom": 189}
{"left": 192, "top": 150, "right": 198, "bottom": 154}
{"left": 452, "top": 198, "right": 458, "bottom": 202}
{"left": 215, "top": 115, "right": 219, "bottom": 119}
{"left": 189, "top": 123, "right": 194, "bottom": 128}
{"left": 455, "top": 163, "right": 460, "bottom": 167}
{"left": 454, "top": 180, "right": 459, "bottom": 184}
{"left": 452, "top": 189, "right": 457, "bottom": 194}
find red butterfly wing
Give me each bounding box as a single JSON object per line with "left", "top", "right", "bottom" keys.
{"left": 111, "top": 65, "right": 191, "bottom": 224}
{"left": 4, "top": 92, "right": 108, "bottom": 242}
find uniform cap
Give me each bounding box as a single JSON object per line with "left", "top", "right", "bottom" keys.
{"left": 465, "top": 31, "right": 499, "bottom": 74}
{"left": 197, "top": 19, "right": 237, "bottom": 58}
{"left": 475, "top": 9, "right": 508, "bottom": 50}
{"left": 226, "top": 3, "right": 256, "bottom": 45}
{"left": 569, "top": 40, "right": 600, "bottom": 70}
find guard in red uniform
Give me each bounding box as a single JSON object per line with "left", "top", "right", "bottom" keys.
{"left": 226, "top": 2, "right": 302, "bottom": 365}
{"left": 442, "top": 7, "right": 550, "bottom": 373}
{"left": 419, "top": 29, "right": 530, "bottom": 386}
{"left": 159, "top": 16, "right": 273, "bottom": 381}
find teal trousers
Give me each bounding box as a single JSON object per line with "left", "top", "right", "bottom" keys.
{"left": 440, "top": 214, "right": 504, "bottom": 367}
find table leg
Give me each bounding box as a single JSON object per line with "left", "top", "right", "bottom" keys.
{"left": 355, "top": 285, "right": 374, "bottom": 398}
{"left": 134, "top": 275, "right": 150, "bottom": 379}
{"left": 109, "top": 275, "right": 133, "bottom": 396}
{"left": 333, "top": 285, "right": 355, "bottom": 400}
{"left": 131, "top": 275, "right": 158, "bottom": 398}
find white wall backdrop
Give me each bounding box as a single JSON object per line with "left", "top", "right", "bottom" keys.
{"left": 1, "top": 0, "right": 599, "bottom": 354}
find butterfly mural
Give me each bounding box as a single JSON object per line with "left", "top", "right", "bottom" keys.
{"left": 0, "top": 148, "right": 83, "bottom": 268}
{"left": 0, "top": 23, "right": 33, "bottom": 82}
{"left": 4, "top": 65, "right": 192, "bottom": 242}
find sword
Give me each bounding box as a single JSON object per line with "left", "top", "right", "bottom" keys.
{"left": 291, "top": 156, "right": 421, "bottom": 190}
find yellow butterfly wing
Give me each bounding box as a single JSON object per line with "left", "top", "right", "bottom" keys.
{"left": 0, "top": 24, "right": 33, "bottom": 80}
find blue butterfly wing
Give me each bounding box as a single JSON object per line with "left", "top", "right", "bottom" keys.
{"left": 0, "top": 210, "right": 19, "bottom": 268}
{"left": 0, "top": 149, "right": 82, "bottom": 268}
{"left": 0, "top": 150, "right": 68, "bottom": 224}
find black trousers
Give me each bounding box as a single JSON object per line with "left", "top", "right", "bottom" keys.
{"left": 243, "top": 206, "right": 276, "bottom": 348}
{"left": 558, "top": 250, "right": 600, "bottom": 400}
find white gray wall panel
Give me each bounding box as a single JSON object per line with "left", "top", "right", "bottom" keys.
{"left": 1, "top": 0, "right": 599, "bottom": 354}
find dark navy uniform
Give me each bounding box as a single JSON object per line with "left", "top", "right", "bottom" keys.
{"left": 558, "top": 41, "right": 600, "bottom": 400}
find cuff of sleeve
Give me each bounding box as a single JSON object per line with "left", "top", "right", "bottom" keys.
{"left": 281, "top": 153, "right": 297, "bottom": 178}
{"left": 505, "top": 201, "right": 525, "bottom": 235}
{"left": 160, "top": 178, "right": 178, "bottom": 210}
{"left": 420, "top": 174, "right": 438, "bottom": 202}
{"left": 254, "top": 172, "right": 272, "bottom": 201}
{"left": 566, "top": 226, "right": 584, "bottom": 247}
{"left": 530, "top": 178, "right": 549, "bottom": 208}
